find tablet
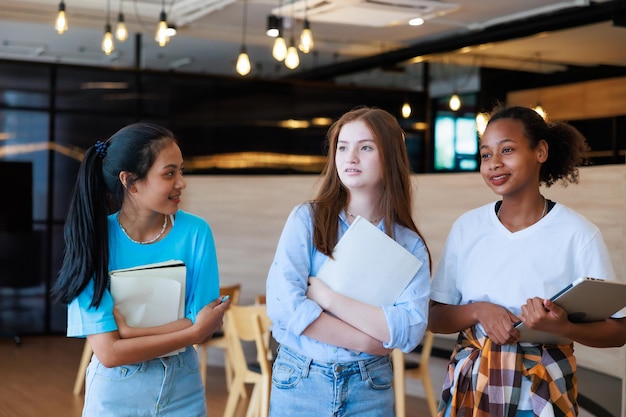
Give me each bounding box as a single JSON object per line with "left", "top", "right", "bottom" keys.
{"left": 514, "top": 277, "right": 626, "bottom": 344}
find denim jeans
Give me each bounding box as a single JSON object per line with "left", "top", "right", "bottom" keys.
{"left": 269, "top": 345, "right": 394, "bottom": 417}
{"left": 83, "top": 347, "right": 206, "bottom": 417}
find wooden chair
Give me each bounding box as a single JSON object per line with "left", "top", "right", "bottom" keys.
{"left": 222, "top": 304, "right": 272, "bottom": 417}
{"left": 196, "top": 283, "right": 242, "bottom": 388}
{"left": 73, "top": 339, "right": 93, "bottom": 395}
{"left": 392, "top": 330, "right": 438, "bottom": 417}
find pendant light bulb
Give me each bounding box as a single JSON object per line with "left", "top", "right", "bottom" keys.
{"left": 449, "top": 93, "right": 461, "bottom": 111}
{"left": 266, "top": 15, "right": 280, "bottom": 37}
{"left": 55, "top": 1, "right": 68, "bottom": 34}
{"left": 102, "top": 24, "right": 115, "bottom": 55}
{"left": 533, "top": 103, "right": 546, "bottom": 119}
{"left": 155, "top": 10, "right": 169, "bottom": 46}
{"left": 298, "top": 20, "right": 313, "bottom": 53}
{"left": 285, "top": 39, "right": 300, "bottom": 70}
{"left": 116, "top": 12, "right": 128, "bottom": 42}
{"left": 401, "top": 102, "right": 411, "bottom": 119}
{"left": 236, "top": 48, "right": 251, "bottom": 76}
{"left": 272, "top": 35, "right": 287, "bottom": 61}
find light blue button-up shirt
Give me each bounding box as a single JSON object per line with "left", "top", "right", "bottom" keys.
{"left": 266, "top": 203, "right": 430, "bottom": 363}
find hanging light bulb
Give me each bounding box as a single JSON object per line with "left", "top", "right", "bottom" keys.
{"left": 115, "top": 12, "right": 128, "bottom": 42}
{"left": 236, "top": 0, "right": 252, "bottom": 76}
{"left": 475, "top": 112, "right": 489, "bottom": 136}
{"left": 285, "top": 37, "right": 299, "bottom": 69}
{"left": 401, "top": 102, "right": 412, "bottom": 119}
{"left": 55, "top": 0, "right": 68, "bottom": 34}
{"left": 533, "top": 103, "right": 547, "bottom": 119}
{"left": 449, "top": 93, "right": 461, "bottom": 111}
{"left": 272, "top": 31, "right": 287, "bottom": 61}
{"left": 102, "top": 24, "right": 115, "bottom": 55}
{"left": 299, "top": 19, "right": 314, "bottom": 53}
{"left": 236, "top": 47, "right": 251, "bottom": 76}
{"left": 155, "top": 1, "right": 169, "bottom": 47}
{"left": 102, "top": 0, "right": 115, "bottom": 55}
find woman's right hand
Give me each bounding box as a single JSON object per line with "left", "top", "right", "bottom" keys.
{"left": 193, "top": 297, "right": 231, "bottom": 344}
{"left": 476, "top": 302, "right": 520, "bottom": 345}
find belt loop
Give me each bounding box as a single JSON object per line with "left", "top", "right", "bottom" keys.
{"left": 301, "top": 357, "right": 313, "bottom": 378}
{"left": 358, "top": 359, "right": 368, "bottom": 381}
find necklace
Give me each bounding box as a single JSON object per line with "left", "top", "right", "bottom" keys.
{"left": 118, "top": 214, "right": 168, "bottom": 245}
{"left": 346, "top": 209, "right": 381, "bottom": 224}
{"left": 497, "top": 197, "right": 548, "bottom": 222}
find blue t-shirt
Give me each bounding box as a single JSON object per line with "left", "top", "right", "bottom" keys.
{"left": 67, "top": 210, "right": 220, "bottom": 338}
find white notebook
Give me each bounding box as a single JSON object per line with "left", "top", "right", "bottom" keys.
{"left": 515, "top": 277, "right": 626, "bottom": 344}
{"left": 315, "top": 216, "right": 423, "bottom": 306}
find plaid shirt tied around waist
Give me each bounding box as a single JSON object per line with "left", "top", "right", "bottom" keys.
{"left": 438, "top": 327, "right": 578, "bottom": 417}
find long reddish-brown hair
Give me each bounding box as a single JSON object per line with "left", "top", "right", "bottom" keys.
{"left": 312, "top": 106, "right": 430, "bottom": 262}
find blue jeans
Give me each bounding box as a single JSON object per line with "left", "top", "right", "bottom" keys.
{"left": 83, "top": 347, "right": 206, "bottom": 417}
{"left": 269, "top": 345, "right": 394, "bottom": 417}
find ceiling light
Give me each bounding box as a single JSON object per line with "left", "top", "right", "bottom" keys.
{"left": 116, "top": 12, "right": 128, "bottom": 42}
{"left": 285, "top": 37, "right": 299, "bottom": 70}
{"left": 401, "top": 102, "right": 411, "bottom": 119}
{"left": 409, "top": 17, "right": 424, "bottom": 26}
{"left": 449, "top": 93, "right": 461, "bottom": 111}
{"left": 155, "top": 1, "right": 169, "bottom": 47}
{"left": 166, "top": 24, "right": 177, "bottom": 37}
{"left": 533, "top": 103, "right": 546, "bottom": 119}
{"left": 102, "top": 0, "right": 115, "bottom": 55}
{"left": 299, "top": 19, "right": 313, "bottom": 53}
{"left": 272, "top": 33, "right": 287, "bottom": 61}
{"left": 266, "top": 15, "right": 279, "bottom": 37}
{"left": 475, "top": 112, "right": 489, "bottom": 136}
{"left": 236, "top": 0, "right": 251, "bottom": 76}
{"left": 55, "top": 0, "right": 68, "bottom": 34}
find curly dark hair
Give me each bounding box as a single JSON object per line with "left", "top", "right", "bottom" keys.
{"left": 487, "top": 105, "right": 590, "bottom": 187}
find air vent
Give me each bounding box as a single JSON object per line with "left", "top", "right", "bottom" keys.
{"left": 276, "top": 0, "right": 459, "bottom": 27}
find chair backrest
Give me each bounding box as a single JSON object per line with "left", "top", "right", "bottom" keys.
{"left": 225, "top": 304, "right": 272, "bottom": 374}
{"left": 221, "top": 283, "right": 242, "bottom": 305}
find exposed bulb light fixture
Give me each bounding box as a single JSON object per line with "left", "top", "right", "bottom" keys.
{"left": 102, "top": 0, "right": 115, "bottom": 55}
{"left": 272, "top": 32, "right": 287, "bottom": 61}
{"left": 401, "top": 102, "right": 412, "bottom": 119}
{"left": 449, "top": 93, "right": 461, "bottom": 111}
{"left": 236, "top": 0, "right": 252, "bottom": 76}
{"left": 155, "top": 1, "right": 169, "bottom": 47}
{"left": 236, "top": 48, "right": 251, "bottom": 76}
{"left": 409, "top": 17, "right": 424, "bottom": 26}
{"left": 475, "top": 112, "right": 489, "bottom": 136}
{"left": 533, "top": 103, "right": 546, "bottom": 119}
{"left": 115, "top": 12, "right": 128, "bottom": 41}
{"left": 266, "top": 15, "right": 280, "bottom": 37}
{"left": 298, "top": 19, "right": 313, "bottom": 53}
{"left": 102, "top": 24, "right": 115, "bottom": 55}
{"left": 55, "top": 0, "right": 68, "bottom": 34}
{"left": 285, "top": 37, "right": 299, "bottom": 69}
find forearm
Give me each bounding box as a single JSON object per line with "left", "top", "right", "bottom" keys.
{"left": 563, "top": 318, "right": 626, "bottom": 348}
{"left": 88, "top": 325, "right": 201, "bottom": 368}
{"left": 323, "top": 292, "right": 390, "bottom": 343}
{"left": 302, "top": 312, "right": 390, "bottom": 355}
{"left": 119, "top": 317, "right": 192, "bottom": 339}
{"left": 428, "top": 300, "right": 481, "bottom": 334}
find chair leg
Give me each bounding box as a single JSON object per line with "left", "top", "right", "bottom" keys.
{"left": 392, "top": 350, "right": 406, "bottom": 417}
{"left": 223, "top": 376, "right": 246, "bottom": 417}
{"left": 195, "top": 344, "right": 207, "bottom": 388}
{"left": 421, "top": 370, "right": 439, "bottom": 417}
{"left": 73, "top": 340, "right": 93, "bottom": 396}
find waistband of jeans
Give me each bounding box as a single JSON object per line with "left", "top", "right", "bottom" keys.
{"left": 277, "top": 344, "right": 389, "bottom": 376}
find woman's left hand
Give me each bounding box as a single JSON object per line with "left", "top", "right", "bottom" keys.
{"left": 113, "top": 307, "right": 131, "bottom": 339}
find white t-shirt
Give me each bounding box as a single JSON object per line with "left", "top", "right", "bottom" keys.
{"left": 430, "top": 201, "right": 616, "bottom": 409}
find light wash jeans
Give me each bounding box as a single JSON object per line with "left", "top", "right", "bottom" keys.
{"left": 82, "top": 347, "right": 206, "bottom": 417}
{"left": 269, "top": 345, "right": 394, "bottom": 417}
